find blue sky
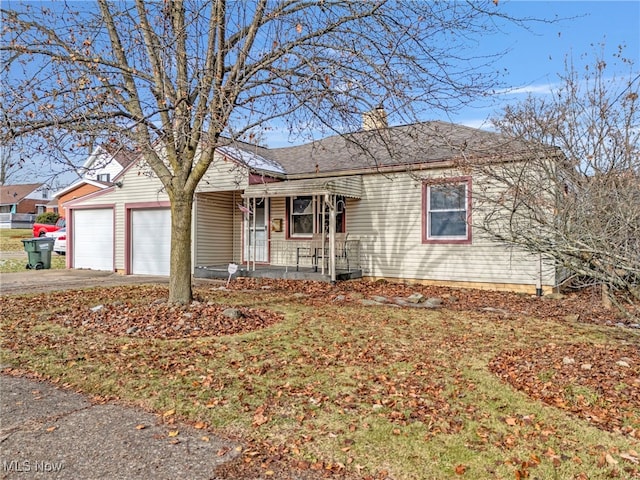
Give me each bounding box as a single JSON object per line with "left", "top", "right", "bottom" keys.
{"left": 441, "top": 0, "right": 640, "bottom": 131}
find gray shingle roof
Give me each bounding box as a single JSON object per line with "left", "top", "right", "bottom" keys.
{"left": 229, "top": 121, "right": 539, "bottom": 177}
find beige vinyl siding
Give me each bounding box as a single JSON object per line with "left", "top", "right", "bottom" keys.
{"left": 197, "top": 154, "right": 248, "bottom": 193}
{"left": 194, "top": 191, "right": 239, "bottom": 265}
{"left": 193, "top": 154, "right": 248, "bottom": 266}
{"left": 347, "top": 170, "right": 555, "bottom": 289}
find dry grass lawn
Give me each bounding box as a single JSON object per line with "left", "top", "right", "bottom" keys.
{"left": 1, "top": 279, "right": 639, "bottom": 479}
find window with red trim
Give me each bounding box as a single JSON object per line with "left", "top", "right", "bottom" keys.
{"left": 423, "top": 177, "right": 471, "bottom": 244}
{"left": 286, "top": 195, "right": 346, "bottom": 237}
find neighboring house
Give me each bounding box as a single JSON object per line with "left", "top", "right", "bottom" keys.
{"left": 63, "top": 117, "right": 561, "bottom": 294}
{"left": 50, "top": 144, "right": 135, "bottom": 213}
{"left": 0, "top": 183, "right": 50, "bottom": 214}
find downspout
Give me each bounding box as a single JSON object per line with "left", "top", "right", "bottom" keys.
{"left": 536, "top": 253, "right": 543, "bottom": 297}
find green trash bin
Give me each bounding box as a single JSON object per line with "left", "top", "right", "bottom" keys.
{"left": 22, "top": 237, "right": 55, "bottom": 270}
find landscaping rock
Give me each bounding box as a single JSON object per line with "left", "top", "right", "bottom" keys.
{"left": 425, "top": 297, "right": 443, "bottom": 307}
{"left": 371, "top": 295, "right": 389, "bottom": 303}
{"left": 223, "top": 308, "right": 243, "bottom": 320}
{"left": 360, "top": 299, "right": 385, "bottom": 306}
{"left": 406, "top": 293, "right": 425, "bottom": 304}
{"left": 542, "top": 292, "right": 565, "bottom": 300}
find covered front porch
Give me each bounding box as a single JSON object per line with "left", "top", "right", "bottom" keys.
{"left": 239, "top": 175, "right": 363, "bottom": 282}
{"left": 193, "top": 175, "right": 364, "bottom": 282}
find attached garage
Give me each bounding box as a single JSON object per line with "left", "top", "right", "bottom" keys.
{"left": 130, "top": 208, "right": 171, "bottom": 276}
{"left": 72, "top": 208, "right": 114, "bottom": 271}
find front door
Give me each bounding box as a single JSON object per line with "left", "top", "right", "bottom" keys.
{"left": 244, "top": 198, "right": 268, "bottom": 262}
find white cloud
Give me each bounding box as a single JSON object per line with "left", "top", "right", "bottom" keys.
{"left": 495, "top": 83, "right": 558, "bottom": 96}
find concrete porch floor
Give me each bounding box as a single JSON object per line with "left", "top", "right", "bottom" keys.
{"left": 194, "top": 264, "right": 362, "bottom": 282}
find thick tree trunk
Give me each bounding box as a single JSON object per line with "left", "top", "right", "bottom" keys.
{"left": 168, "top": 193, "right": 194, "bottom": 305}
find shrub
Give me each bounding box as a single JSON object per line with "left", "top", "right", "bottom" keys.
{"left": 35, "top": 212, "right": 59, "bottom": 225}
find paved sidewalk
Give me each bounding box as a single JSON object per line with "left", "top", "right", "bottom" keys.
{"left": 0, "top": 269, "right": 239, "bottom": 479}
{"left": 0, "top": 375, "right": 239, "bottom": 479}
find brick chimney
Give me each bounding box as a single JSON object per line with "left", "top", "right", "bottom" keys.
{"left": 362, "top": 107, "right": 388, "bottom": 131}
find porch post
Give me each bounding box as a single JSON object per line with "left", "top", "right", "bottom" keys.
{"left": 244, "top": 199, "right": 250, "bottom": 272}
{"left": 320, "top": 194, "right": 326, "bottom": 275}
{"left": 252, "top": 197, "right": 256, "bottom": 271}
{"left": 328, "top": 194, "right": 336, "bottom": 282}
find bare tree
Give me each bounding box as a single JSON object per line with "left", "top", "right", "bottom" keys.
{"left": 473, "top": 47, "right": 640, "bottom": 316}
{"left": 2, "top": 0, "right": 528, "bottom": 304}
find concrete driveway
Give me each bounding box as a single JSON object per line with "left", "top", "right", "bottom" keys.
{"left": 0, "top": 269, "right": 171, "bottom": 296}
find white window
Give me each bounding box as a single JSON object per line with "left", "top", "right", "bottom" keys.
{"left": 290, "top": 196, "right": 314, "bottom": 236}
{"left": 288, "top": 195, "right": 346, "bottom": 237}
{"left": 424, "top": 178, "right": 471, "bottom": 243}
{"left": 97, "top": 173, "right": 110, "bottom": 182}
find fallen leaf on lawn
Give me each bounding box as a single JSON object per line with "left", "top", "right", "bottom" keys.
{"left": 163, "top": 408, "right": 175, "bottom": 418}
{"left": 46, "top": 426, "right": 57, "bottom": 432}
{"left": 454, "top": 464, "right": 466, "bottom": 475}
{"left": 505, "top": 417, "right": 517, "bottom": 426}
{"left": 597, "top": 453, "right": 606, "bottom": 468}
{"left": 194, "top": 421, "right": 206, "bottom": 429}
{"left": 252, "top": 405, "right": 269, "bottom": 427}
{"left": 605, "top": 453, "right": 618, "bottom": 465}
{"left": 168, "top": 430, "right": 179, "bottom": 437}
{"left": 619, "top": 452, "right": 639, "bottom": 464}
{"left": 201, "top": 436, "right": 210, "bottom": 442}
{"left": 135, "top": 424, "right": 146, "bottom": 430}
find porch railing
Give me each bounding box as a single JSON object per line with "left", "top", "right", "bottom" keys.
{"left": 264, "top": 238, "right": 361, "bottom": 272}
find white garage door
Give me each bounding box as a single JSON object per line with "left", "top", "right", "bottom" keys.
{"left": 131, "top": 208, "right": 171, "bottom": 276}
{"left": 73, "top": 209, "right": 114, "bottom": 271}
